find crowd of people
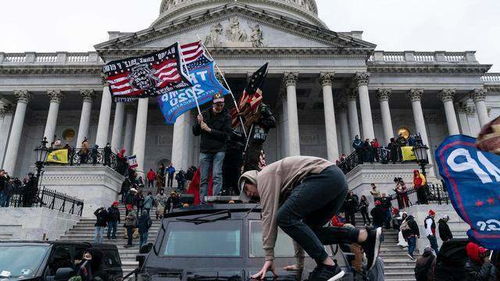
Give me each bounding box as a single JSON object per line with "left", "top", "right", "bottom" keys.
{"left": 0, "top": 169, "right": 39, "bottom": 207}
{"left": 342, "top": 133, "right": 425, "bottom": 166}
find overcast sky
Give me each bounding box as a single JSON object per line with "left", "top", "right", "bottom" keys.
{"left": 1, "top": 0, "right": 498, "bottom": 71}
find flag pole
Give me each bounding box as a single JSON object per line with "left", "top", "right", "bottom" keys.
{"left": 179, "top": 42, "right": 202, "bottom": 116}
{"left": 196, "top": 35, "right": 248, "bottom": 138}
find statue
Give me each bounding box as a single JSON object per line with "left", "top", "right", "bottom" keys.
{"left": 204, "top": 22, "right": 223, "bottom": 47}
{"left": 225, "top": 17, "right": 247, "bottom": 42}
{"left": 250, "top": 24, "right": 264, "bottom": 47}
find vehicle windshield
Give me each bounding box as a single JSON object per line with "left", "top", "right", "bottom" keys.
{"left": 249, "top": 220, "right": 296, "bottom": 258}
{"left": 0, "top": 245, "right": 49, "bottom": 278}
{"left": 162, "top": 220, "right": 241, "bottom": 257}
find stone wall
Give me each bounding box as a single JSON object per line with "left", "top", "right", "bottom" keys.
{"left": 0, "top": 207, "right": 80, "bottom": 241}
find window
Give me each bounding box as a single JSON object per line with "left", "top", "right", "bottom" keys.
{"left": 0, "top": 245, "right": 50, "bottom": 278}
{"left": 162, "top": 221, "right": 241, "bottom": 257}
{"left": 249, "top": 221, "right": 296, "bottom": 258}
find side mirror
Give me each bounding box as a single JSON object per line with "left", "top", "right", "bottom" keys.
{"left": 139, "top": 243, "right": 153, "bottom": 254}
{"left": 54, "top": 268, "right": 76, "bottom": 281}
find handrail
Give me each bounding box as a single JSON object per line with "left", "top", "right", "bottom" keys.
{"left": 5, "top": 187, "right": 84, "bottom": 216}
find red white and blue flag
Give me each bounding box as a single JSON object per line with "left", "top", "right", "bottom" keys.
{"left": 103, "top": 42, "right": 192, "bottom": 101}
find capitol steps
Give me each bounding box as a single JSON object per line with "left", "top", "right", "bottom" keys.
{"left": 59, "top": 205, "right": 162, "bottom": 277}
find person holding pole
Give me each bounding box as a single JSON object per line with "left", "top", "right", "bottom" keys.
{"left": 193, "top": 93, "right": 232, "bottom": 203}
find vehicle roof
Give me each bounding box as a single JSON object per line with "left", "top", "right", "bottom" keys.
{"left": 0, "top": 241, "right": 118, "bottom": 249}
{"left": 165, "top": 203, "right": 261, "bottom": 218}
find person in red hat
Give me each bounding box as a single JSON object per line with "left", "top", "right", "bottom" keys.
{"left": 424, "top": 209, "right": 439, "bottom": 254}
{"left": 107, "top": 201, "right": 121, "bottom": 239}
{"left": 465, "top": 242, "right": 495, "bottom": 280}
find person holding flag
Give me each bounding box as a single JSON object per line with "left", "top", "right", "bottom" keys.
{"left": 192, "top": 93, "right": 232, "bottom": 203}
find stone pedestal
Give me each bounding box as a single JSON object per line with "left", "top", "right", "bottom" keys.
{"left": 42, "top": 166, "right": 125, "bottom": 217}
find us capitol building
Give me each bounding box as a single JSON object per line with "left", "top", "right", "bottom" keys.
{"left": 0, "top": 0, "right": 499, "bottom": 178}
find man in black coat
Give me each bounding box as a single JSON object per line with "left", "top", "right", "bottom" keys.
{"left": 93, "top": 207, "right": 108, "bottom": 244}
{"left": 344, "top": 191, "right": 359, "bottom": 226}
{"left": 438, "top": 215, "right": 453, "bottom": 243}
{"left": 371, "top": 200, "right": 386, "bottom": 228}
{"left": 107, "top": 202, "right": 120, "bottom": 239}
{"left": 403, "top": 215, "right": 420, "bottom": 260}
{"left": 193, "top": 93, "right": 231, "bottom": 203}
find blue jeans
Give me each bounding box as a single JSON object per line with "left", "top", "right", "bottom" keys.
{"left": 0, "top": 192, "right": 7, "bottom": 207}
{"left": 107, "top": 221, "right": 117, "bottom": 238}
{"left": 276, "top": 166, "right": 359, "bottom": 264}
{"left": 407, "top": 236, "right": 416, "bottom": 256}
{"left": 199, "top": 152, "right": 225, "bottom": 202}
{"left": 94, "top": 226, "right": 105, "bottom": 243}
{"left": 139, "top": 232, "right": 149, "bottom": 249}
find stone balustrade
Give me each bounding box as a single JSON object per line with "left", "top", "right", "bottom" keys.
{"left": 0, "top": 52, "right": 103, "bottom": 65}
{"left": 481, "top": 73, "right": 500, "bottom": 83}
{"left": 160, "top": 0, "right": 318, "bottom": 14}
{"left": 369, "top": 50, "right": 478, "bottom": 64}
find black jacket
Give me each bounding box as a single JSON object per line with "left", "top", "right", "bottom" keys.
{"left": 370, "top": 206, "right": 385, "bottom": 226}
{"left": 403, "top": 216, "right": 420, "bottom": 239}
{"left": 438, "top": 219, "right": 453, "bottom": 242}
{"left": 94, "top": 208, "right": 108, "bottom": 227}
{"left": 107, "top": 206, "right": 121, "bottom": 223}
{"left": 193, "top": 108, "right": 231, "bottom": 153}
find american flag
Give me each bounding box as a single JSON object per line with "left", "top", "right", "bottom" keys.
{"left": 231, "top": 63, "right": 268, "bottom": 128}
{"left": 104, "top": 42, "right": 192, "bottom": 98}
{"left": 181, "top": 41, "right": 205, "bottom": 64}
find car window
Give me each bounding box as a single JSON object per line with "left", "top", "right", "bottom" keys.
{"left": 0, "top": 245, "right": 50, "bottom": 278}
{"left": 249, "top": 220, "right": 297, "bottom": 258}
{"left": 100, "top": 249, "right": 122, "bottom": 268}
{"left": 162, "top": 220, "right": 242, "bottom": 257}
{"left": 48, "top": 246, "right": 74, "bottom": 274}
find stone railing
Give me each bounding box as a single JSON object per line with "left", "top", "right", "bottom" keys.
{"left": 0, "top": 52, "right": 103, "bottom": 65}
{"left": 369, "top": 51, "right": 478, "bottom": 64}
{"left": 481, "top": 73, "right": 500, "bottom": 84}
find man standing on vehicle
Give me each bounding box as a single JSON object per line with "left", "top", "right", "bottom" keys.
{"left": 193, "top": 93, "right": 232, "bottom": 203}
{"left": 239, "top": 156, "right": 382, "bottom": 281}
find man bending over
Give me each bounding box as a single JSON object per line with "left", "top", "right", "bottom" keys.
{"left": 239, "top": 156, "right": 382, "bottom": 281}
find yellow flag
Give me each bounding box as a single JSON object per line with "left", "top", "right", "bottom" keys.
{"left": 401, "top": 146, "right": 417, "bottom": 161}
{"left": 46, "top": 149, "right": 69, "bottom": 164}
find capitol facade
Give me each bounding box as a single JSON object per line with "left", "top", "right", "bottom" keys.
{"left": 0, "top": 0, "right": 499, "bottom": 177}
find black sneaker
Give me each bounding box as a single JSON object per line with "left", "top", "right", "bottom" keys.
{"left": 361, "top": 227, "right": 382, "bottom": 271}
{"left": 307, "top": 264, "right": 345, "bottom": 281}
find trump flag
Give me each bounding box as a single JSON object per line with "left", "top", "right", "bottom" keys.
{"left": 435, "top": 135, "right": 500, "bottom": 250}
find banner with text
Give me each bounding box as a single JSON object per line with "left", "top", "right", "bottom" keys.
{"left": 157, "top": 57, "right": 229, "bottom": 124}
{"left": 435, "top": 135, "right": 500, "bottom": 250}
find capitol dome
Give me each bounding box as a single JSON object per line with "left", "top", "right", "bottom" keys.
{"left": 152, "top": 0, "right": 325, "bottom": 28}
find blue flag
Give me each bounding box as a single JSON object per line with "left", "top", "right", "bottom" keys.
{"left": 435, "top": 135, "right": 500, "bottom": 250}
{"left": 157, "top": 56, "right": 229, "bottom": 124}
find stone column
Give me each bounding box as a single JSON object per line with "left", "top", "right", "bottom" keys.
{"left": 347, "top": 89, "right": 360, "bottom": 139}
{"left": 43, "top": 90, "right": 64, "bottom": 144}
{"left": 337, "top": 102, "right": 351, "bottom": 154}
{"left": 439, "top": 89, "right": 460, "bottom": 135}
{"left": 377, "top": 89, "right": 394, "bottom": 144}
{"left": 471, "top": 89, "right": 489, "bottom": 127}
{"left": 110, "top": 102, "right": 125, "bottom": 151}
{"left": 133, "top": 98, "right": 148, "bottom": 175}
{"left": 0, "top": 105, "right": 14, "bottom": 167}
{"left": 95, "top": 86, "right": 112, "bottom": 147}
{"left": 3, "top": 90, "right": 31, "bottom": 174}
{"left": 355, "top": 72, "right": 375, "bottom": 140}
{"left": 408, "top": 89, "right": 430, "bottom": 147}
{"left": 123, "top": 105, "right": 136, "bottom": 155}
{"left": 171, "top": 112, "right": 190, "bottom": 171}
{"left": 76, "top": 90, "right": 95, "bottom": 147}
{"left": 280, "top": 93, "right": 289, "bottom": 157}
{"left": 320, "top": 73, "right": 339, "bottom": 161}
{"left": 456, "top": 102, "right": 472, "bottom": 136}
{"left": 284, "top": 72, "right": 300, "bottom": 156}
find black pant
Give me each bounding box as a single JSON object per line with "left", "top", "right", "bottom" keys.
{"left": 126, "top": 226, "right": 134, "bottom": 245}
{"left": 417, "top": 187, "right": 428, "bottom": 204}
{"left": 276, "top": 166, "right": 359, "bottom": 264}
{"left": 167, "top": 176, "right": 174, "bottom": 188}
{"left": 345, "top": 211, "right": 356, "bottom": 226}
{"left": 360, "top": 208, "right": 371, "bottom": 225}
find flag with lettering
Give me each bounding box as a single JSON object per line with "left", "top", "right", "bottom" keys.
{"left": 103, "top": 42, "right": 192, "bottom": 101}
{"left": 435, "top": 134, "right": 500, "bottom": 250}
{"left": 157, "top": 41, "right": 230, "bottom": 124}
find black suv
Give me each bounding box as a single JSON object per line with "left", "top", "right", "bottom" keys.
{"left": 0, "top": 241, "right": 122, "bottom": 281}
{"left": 136, "top": 204, "right": 354, "bottom": 281}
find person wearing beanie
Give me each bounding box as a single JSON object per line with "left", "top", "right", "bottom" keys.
{"left": 424, "top": 210, "right": 439, "bottom": 254}
{"left": 371, "top": 200, "right": 386, "bottom": 229}
{"left": 193, "top": 93, "right": 231, "bottom": 203}
{"left": 239, "top": 156, "right": 382, "bottom": 281}
{"left": 107, "top": 201, "right": 121, "bottom": 239}
{"left": 414, "top": 247, "right": 436, "bottom": 281}
{"left": 464, "top": 242, "right": 495, "bottom": 281}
